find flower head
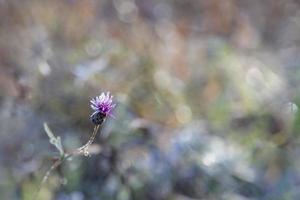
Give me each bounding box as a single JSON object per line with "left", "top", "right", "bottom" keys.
{"left": 90, "top": 92, "right": 116, "bottom": 124}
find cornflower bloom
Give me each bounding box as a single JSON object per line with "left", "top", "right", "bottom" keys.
{"left": 90, "top": 92, "right": 116, "bottom": 125}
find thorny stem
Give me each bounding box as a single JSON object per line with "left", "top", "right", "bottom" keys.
{"left": 33, "top": 125, "right": 101, "bottom": 200}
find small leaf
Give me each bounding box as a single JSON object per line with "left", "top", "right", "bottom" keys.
{"left": 43, "top": 123, "right": 64, "bottom": 157}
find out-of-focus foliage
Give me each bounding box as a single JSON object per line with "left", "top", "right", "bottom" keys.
{"left": 1, "top": 0, "right": 300, "bottom": 199}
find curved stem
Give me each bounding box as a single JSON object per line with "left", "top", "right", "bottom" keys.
{"left": 33, "top": 125, "right": 101, "bottom": 200}
{"left": 77, "top": 125, "right": 100, "bottom": 154}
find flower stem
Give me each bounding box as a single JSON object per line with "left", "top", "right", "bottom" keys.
{"left": 77, "top": 125, "right": 100, "bottom": 155}
{"left": 33, "top": 125, "right": 101, "bottom": 200}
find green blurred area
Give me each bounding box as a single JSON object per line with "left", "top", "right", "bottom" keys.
{"left": 1, "top": 0, "right": 300, "bottom": 199}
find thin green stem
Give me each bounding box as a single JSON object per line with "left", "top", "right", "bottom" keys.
{"left": 33, "top": 125, "right": 101, "bottom": 200}
{"left": 77, "top": 125, "right": 100, "bottom": 154}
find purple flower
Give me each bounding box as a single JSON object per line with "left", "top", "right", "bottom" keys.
{"left": 90, "top": 92, "right": 116, "bottom": 124}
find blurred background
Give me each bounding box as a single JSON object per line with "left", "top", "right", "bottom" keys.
{"left": 1, "top": 0, "right": 300, "bottom": 199}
